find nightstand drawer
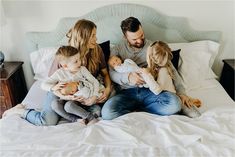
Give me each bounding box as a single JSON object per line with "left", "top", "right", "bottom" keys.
{"left": 220, "top": 59, "right": 235, "bottom": 101}
{"left": 0, "top": 62, "right": 28, "bottom": 117}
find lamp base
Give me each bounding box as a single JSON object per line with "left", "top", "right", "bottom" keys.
{"left": 0, "top": 63, "right": 4, "bottom": 69}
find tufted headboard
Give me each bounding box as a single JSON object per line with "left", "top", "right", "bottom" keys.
{"left": 26, "top": 3, "right": 221, "bottom": 52}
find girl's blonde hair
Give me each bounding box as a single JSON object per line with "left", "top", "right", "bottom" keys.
{"left": 147, "top": 41, "right": 174, "bottom": 80}
{"left": 66, "top": 19, "right": 101, "bottom": 75}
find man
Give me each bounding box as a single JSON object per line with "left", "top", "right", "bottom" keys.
{"left": 101, "top": 17, "right": 200, "bottom": 120}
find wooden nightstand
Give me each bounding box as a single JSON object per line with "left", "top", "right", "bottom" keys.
{"left": 220, "top": 59, "right": 235, "bottom": 101}
{"left": 0, "top": 61, "right": 28, "bottom": 117}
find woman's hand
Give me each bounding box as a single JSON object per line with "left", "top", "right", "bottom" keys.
{"left": 82, "top": 96, "right": 97, "bottom": 106}
{"left": 72, "top": 95, "right": 86, "bottom": 103}
{"left": 96, "top": 87, "right": 111, "bottom": 103}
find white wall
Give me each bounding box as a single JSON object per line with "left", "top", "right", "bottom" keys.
{"left": 0, "top": 0, "right": 234, "bottom": 89}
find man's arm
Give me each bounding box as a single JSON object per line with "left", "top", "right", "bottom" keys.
{"left": 109, "top": 45, "right": 131, "bottom": 86}
{"left": 109, "top": 68, "right": 130, "bottom": 86}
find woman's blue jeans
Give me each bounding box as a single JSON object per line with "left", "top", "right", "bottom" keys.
{"left": 23, "top": 92, "right": 60, "bottom": 126}
{"left": 102, "top": 87, "right": 181, "bottom": 120}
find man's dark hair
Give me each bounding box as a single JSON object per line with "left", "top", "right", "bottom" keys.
{"left": 120, "top": 17, "right": 141, "bottom": 35}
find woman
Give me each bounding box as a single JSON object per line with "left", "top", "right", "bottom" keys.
{"left": 3, "top": 19, "right": 112, "bottom": 125}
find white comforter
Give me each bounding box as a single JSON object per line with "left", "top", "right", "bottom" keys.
{"left": 1, "top": 80, "right": 235, "bottom": 157}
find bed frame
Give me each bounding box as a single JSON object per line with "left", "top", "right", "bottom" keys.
{"left": 26, "top": 3, "right": 221, "bottom": 53}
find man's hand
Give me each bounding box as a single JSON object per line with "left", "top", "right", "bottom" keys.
{"left": 97, "top": 87, "right": 111, "bottom": 103}
{"left": 137, "top": 68, "right": 150, "bottom": 75}
{"left": 128, "top": 72, "right": 145, "bottom": 86}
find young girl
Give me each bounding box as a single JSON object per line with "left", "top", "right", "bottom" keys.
{"left": 43, "top": 46, "right": 104, "bottom": 125}
{"left": 143, "top": 41, "right": 202, "bottom": 118}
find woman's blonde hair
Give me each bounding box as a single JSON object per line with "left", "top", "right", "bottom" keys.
{"left": 147, "top": 41, "right": 174, "bottom": 80}
{"left": 66, "top": 19, "right": 101, "bottom": 75}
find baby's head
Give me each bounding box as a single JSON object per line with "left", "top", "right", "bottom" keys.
{"left": 147, "top": 41, "right": 173, "bottom": 67}
{"left": 56, "top": 46, "right": 81, "bottom": 72}
{"left": 108, "top": 55, "right": 122, "bottom": 69}
{"left": 60, "top": 82, "right": 79, "bottom": 95}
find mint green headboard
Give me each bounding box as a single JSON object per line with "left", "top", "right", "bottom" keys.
{"left": 26, "top": 3, "right": 221, "bottom": 52}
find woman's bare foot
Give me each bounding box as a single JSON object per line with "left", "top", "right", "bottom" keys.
{"left": 2, "top": 104, "right": 26, "bottom": 118}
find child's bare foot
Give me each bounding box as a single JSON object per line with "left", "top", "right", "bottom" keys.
{"left": 2, "top": 104, "right": 26, "bottom": 118}
{"left": 87, "top": 118, "right": 99, "bottom": 125}
{"left": 82, "top": 113, "right": 99, "bottom": 125}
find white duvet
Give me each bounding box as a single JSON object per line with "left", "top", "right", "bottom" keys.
{"left": 1, "top": 80, "right": 235, "bottom": 157}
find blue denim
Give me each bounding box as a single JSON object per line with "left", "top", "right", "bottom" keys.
{"left": 102, "top": 87, "right": 181, "bottom": 120}
{"left": 23, "top": 92, "right": 60, "bottom": 126}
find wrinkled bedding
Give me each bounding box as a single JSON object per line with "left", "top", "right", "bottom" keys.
{"left": 0, "top": 80, "right": 235, "bottom": 157}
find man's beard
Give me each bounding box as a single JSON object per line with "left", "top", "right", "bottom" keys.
{"left": 129, "top": 39, "right": 145, "bottom": 48}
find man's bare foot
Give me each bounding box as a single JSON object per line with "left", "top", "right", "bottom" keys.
{"left": 2, "top": 104, "right": 26, "bottom": 118}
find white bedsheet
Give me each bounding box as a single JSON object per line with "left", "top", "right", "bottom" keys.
{"left": 1, "top": 80, "right": 235, "bottom": 157}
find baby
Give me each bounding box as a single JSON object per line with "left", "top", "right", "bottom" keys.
{"left": 60, "top": 81, "right": 104, "bottom": 99}
{"left": 108, "top": 55, "right": 162, "bottom": 95}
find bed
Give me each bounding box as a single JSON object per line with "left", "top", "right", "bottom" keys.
{"left": 1, "top": 3, "right": 235, "bottom": 157}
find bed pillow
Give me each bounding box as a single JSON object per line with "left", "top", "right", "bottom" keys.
{"left": 30, "top": 41, "right": 110, "bottom": 81}
{"left": 30, "top": 47, "right": 59, "bottom": 81}
{"left": 171, "top": 49, "right": 181, "bottom": 70}
{"left": 168, "top": 40, "right": 220, "bottom": 90}
{"left": 99, "top": 40, "right": 110, "bottom": 63}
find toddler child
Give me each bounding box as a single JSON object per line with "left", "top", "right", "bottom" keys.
{"left": 42, "top": 46, "right": 103, "bottom": 125}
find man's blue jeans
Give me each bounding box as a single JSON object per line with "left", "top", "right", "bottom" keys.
{"left": 102, "top": 87, "right": 181, "bottom": 120}
{"left": 22, "top": 92, "right": 60, "bottom": 126}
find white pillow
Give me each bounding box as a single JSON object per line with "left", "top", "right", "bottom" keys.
{"left": 30, "top": 47, "right": 59, "bottom": 81}
{"left": 169, "top": 40, "right": 220, "bottom": 90}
